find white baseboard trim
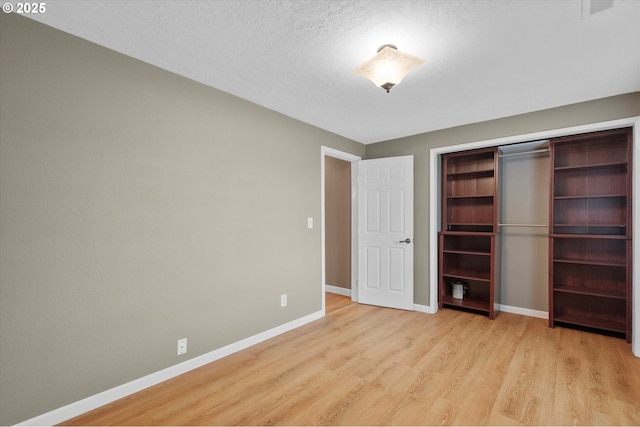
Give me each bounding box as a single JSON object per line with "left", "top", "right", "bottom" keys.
{"left": 17, "top": 310, "right": 324, "bottom": 426}
{"left": 325, "top": 284, "right": 351, "bottom": 297}
{"left": 498, "top": 304, "right": 548, "bottom": 320}
{"left": 417, "top": 303, "right": 547, "bottom": 319}
{"left": 414, "top": 303, "right": 437, "bottom": 314}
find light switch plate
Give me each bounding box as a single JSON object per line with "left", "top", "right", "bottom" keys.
{"left": 307, "top": 217, "right": 313, "bottom": 229}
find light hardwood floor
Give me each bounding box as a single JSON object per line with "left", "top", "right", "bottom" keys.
{"left": 62, "top": 293, "right": 640, "bottom": 426}
{"left": 325, "top": 290, "right": 355, "bottom": 313}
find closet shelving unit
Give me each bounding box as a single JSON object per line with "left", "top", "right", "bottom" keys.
{"left": 439, "top": 147, "right": 500, "bottom": 319}
{"left": 549, "top": 127, "right": 632, "bottom": 342}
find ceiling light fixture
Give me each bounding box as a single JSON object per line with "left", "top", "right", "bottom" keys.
{"left": 353, "top": 44, "right": 424, "bottom": 93}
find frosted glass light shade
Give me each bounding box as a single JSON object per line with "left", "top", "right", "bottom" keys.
{"left": 353, "top": 45, "right": 424, "bottom": 92}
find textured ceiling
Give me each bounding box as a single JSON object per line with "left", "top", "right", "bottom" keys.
{"left": 23, "top": 0, "right": 640, "bottom": 144}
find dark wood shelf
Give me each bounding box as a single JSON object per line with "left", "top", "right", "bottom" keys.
{"left": 553, "top": 194, "right": 627, "bottom": 200}
{"left": 443, "top": 249, "right": 491, "bottom": 257}
{"left": 446, "top": 169, "right": 495, "bottom": 178}
{"left": 549, "top": 233, "right": 629, "bottom": 240}
{"left": 553, "top": 223, "right": 626, "bottom": 227}
{"left": 443, "top": 148, "right": 497, "bottom": 234}
{"left": 442, "top": 272, "right": 490, "bottom": 283}
{"left": 440, "top": 148, "right": 498, "bottom": 320}
{"left": 446, "top": 222, "right": 494, "bottom": 227}
{"left": 441, "top": 295, "right": 490, "bottom": 313}
{"left": 440, "top": 230, "right": 496, "bottom": 237}
{"left": 553, "top": 162, "right": 628, "bottom": 172}
{"left": 554, "top": 313, "right": 626, "bottom": 334}
{"left": 445, "top": 149, "right": 497, "bottom": 175}
{"left": 446, "top": 194, "right": 494, "bottom": 199}
{"left": 549, "top": 127, "right": 632, "bottom": 342}
{"left": 554, "top": 162, "right": 627, "bottom": 172}
{"left": 553, "top": 258, "right": 626, "bottom": 268}
{"left": 552, "top": 224, "right": 627, "bottom": 236}
{"left": 553, "top": 285, "right": 626, "bottom": 299}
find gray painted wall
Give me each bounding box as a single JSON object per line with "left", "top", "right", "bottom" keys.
{"left": 499, "top": 150, "right": 549, "bottom": 311}
{"left": 0, "top": 14, "right": 364, "bottom": 425}
{"left": 366, "top": 92, "right": 640, "bottom": 308}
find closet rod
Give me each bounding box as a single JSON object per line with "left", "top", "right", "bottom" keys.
{"left": 498, "top": 148, "right": 550, "bottom": 158}
{"left": 499, "top": 223, "right": 548, "bottom": 227}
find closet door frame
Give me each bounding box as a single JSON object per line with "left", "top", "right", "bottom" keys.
{"left": 428, "top": 116, "right": 640, "bottom": 357}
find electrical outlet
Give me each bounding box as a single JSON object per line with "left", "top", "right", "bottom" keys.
{"left": 177, "top": 338, "right": 187, "bottom": 355}
{"left": 281, "top": 294, "right": 287, "bottom": 307}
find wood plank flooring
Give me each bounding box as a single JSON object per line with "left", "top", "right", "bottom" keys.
{"left": 325, "top": 290, "right": 355, "bottom": 313}
{"left": 62, "top": 293, "right": 640, "bottom": 426}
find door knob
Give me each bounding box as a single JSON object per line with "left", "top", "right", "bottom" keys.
{"left": 399, "top": 238, "right": 411, "bottom": 244}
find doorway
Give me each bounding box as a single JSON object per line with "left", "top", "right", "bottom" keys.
{"left": 321, "top": 147, "right": 360, "bottom": 313}
{"left": 325, "top": 156, "right": 352, "bottom": 295}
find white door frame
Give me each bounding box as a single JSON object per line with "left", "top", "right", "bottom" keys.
{"left": 321, "top": 146, "right": 361, "bottom": 314}
{"left": 429, "top": 116, "right": 640, "bottom": 357}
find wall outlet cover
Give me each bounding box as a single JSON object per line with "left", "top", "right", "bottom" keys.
{"left": 177, "top": 338, "right": 187, "bottom": 355}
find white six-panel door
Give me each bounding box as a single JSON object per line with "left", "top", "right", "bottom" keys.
{"left": 357, "top": 155, "right": 414, "bottom": 310}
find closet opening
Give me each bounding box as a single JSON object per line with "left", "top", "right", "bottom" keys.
{"left": 428, "top": 117, "right": 640, "bottom": 355}
{"left": 497, "top": 139, "right": 550, "bottom": 317}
